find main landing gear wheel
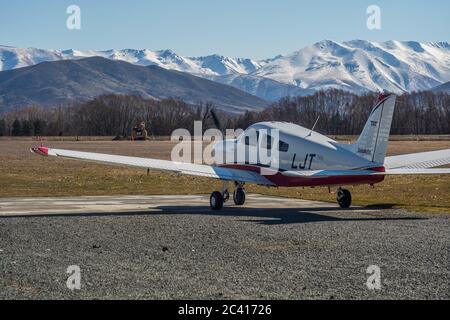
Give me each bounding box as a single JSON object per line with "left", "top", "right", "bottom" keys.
{"left": 337, "top": 188, "right": 352, "bottom": 208}
{"left": 210, "top": 191, "right": 224, "bottom": 210}
{"left": 233, "top": 187, "right": 246, "bottom": 206}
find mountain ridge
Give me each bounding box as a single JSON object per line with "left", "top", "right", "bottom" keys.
{"left": 253, "top": 40, "right": 450, "bottom": 94}
{"left": 431, "top": 81, "right": 450, "bottom": 93}
{"left": 0, "top": 57, "right": 270, "bottom": 113}
{"left": 1, "top": 40, "right": 449, "bottom": 99}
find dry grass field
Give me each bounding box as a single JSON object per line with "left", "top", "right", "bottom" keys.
{"left": 0, "top": 137, "right": 449, "bottom": 213}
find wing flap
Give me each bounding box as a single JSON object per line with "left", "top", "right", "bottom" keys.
{"left": 31, "top": 146, "right": 275, "bottom": 186}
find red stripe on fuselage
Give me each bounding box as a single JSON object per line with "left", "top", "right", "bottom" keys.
{"left": 219, "top": 164, "right": 385, "bottom": 187}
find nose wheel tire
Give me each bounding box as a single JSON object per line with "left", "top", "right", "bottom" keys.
{"left": 233, "top": 188, "right": 246, "bottom": 206}
{"left": 210, "top": 191, "right": 224, "bottom": 210}
{"left": 337, "top": 188, "right": 352, "bottom": 208}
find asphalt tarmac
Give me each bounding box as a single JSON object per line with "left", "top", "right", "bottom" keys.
{"left": 0, "top": 194, "right": 448, "bottom": 299}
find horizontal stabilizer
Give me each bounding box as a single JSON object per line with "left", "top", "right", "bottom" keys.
{"left": 383, "top": 168, "right": 450, "bottom": 175}
{"left": 384, "top": 149, "right": 450, "bottom": 169}
{"left": 282, "top": 168, "right": 450, "bottom": 177}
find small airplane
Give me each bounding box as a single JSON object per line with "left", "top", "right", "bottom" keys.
{"left": 32, "top": 93, "right": 450, "bottom": 210}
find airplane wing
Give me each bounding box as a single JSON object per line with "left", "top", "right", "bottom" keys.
{"left": 384, "top": 149, "right": 450, "bottom": 169}
{"left": 31, "top": 146, "right": 275, "bottom": 186}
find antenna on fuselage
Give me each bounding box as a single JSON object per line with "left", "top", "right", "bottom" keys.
{"left": 305, "top": 115, "right": 320, "bottom": 138}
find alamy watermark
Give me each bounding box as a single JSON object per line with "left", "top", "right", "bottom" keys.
{"left": 367, "top": 5, "right": 381, "bottom": 30}
{"left": 66, "top": 265, "right": 81, "bottom": 290}
{"left": 366, "top": 265, "right": 382, "bottom": 290}
{"left": 170, "top": 122, "right": 280, "bottom": 175}
{"left": 66, "top": 5, "right": 81, "bottom": 30}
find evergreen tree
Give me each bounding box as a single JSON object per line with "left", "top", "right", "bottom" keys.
{"left": 33, "top": 119, "right": 45, "bottom": 135}
{"left": 0, "top": 119, "right": 5, "bottom": 136}
{"left": 21, "top": 120, "right": 33, "bottom": 136}
{"left": 12, "top": 119, "right": 21, "bottom": 136}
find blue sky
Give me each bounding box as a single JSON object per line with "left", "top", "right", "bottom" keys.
{"left": 0, "top": 0, "right": 448, "bottom": 59}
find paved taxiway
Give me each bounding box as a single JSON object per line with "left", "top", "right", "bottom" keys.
{"left": 0, "top": 194, "right": 448, "bottom": 299}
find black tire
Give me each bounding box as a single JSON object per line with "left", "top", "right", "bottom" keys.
{"left": 210, "top": 191, "right": 224, "bottom": 210}
{"left": 337, "top": 189, "right": 352, "bottom": 208}
{"left": 233, "top": 188, "right": 246, "bottom": 206}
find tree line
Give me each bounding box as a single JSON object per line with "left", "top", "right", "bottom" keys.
{"left": 0, "top": 96, "right": 204, "bottom": 137}
{"left": 236, "top": 90, "right": 450, "bottom": 135}
{"left": 0, "top": 90, "right": 449, "bottom": 137}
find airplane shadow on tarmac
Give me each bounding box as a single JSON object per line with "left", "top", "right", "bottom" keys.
{"left": 0, "top": 204, "right": 426, "bottom": 225}
{"left": 150, "top": 205, "right": 425, "bottom": 225}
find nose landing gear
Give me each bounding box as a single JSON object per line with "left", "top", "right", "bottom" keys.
{"left": 336, "top": 188, "right": 352, "bottom": 208}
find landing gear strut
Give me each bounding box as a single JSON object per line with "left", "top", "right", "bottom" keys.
{"left": 336, "top": 188, "right": 352, "bottom": 208}
{"left": 223, "top": 190, "right": 230, "bottom": 203}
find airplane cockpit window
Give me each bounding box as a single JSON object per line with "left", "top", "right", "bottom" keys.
{"left": 278, "top": 140, "right": 289, "bottom": 152}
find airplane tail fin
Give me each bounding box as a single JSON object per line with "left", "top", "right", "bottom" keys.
{"left": 349, "top": 93, "right": 396, "bottom": 164}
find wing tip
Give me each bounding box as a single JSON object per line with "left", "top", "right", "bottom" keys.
{"left": 30, "top": 146, "right": 49, "bottom": 156}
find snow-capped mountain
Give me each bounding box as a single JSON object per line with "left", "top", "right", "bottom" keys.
{"left": 0, "top": 45, "right": 63, "bottom": 71}
{"left": 0, "top": 57, "right": 270, "bottom": 113}
{"left": 0, "top": 46, "right": 262, "bottom": 77}
{"left": 253, "top": 40, "right": 450, "bottom": 94}
{"left": 1, "top": 40, "right": 449, "bottom": 97}
{"left": 208, "top": 74, "right": 314, "bottom": 101}
{"left": 190, "top": 55, "right": 263, "bottom": 75}
{"left": 432, "top": 81, "right": 450, "bottom": 93}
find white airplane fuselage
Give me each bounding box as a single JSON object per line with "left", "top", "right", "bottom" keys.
{"left": 214, "top": 122, "right": 385, "bottom": 187}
